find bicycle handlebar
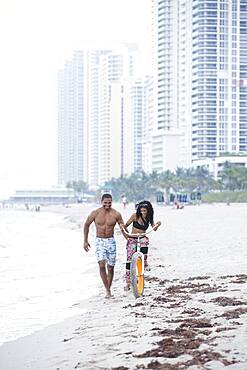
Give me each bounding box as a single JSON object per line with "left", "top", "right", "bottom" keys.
{"left": 121, "top": 222, "right": 160, "bottom": 238}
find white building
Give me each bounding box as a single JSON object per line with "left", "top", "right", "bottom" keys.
{"left": 151, "top": 128, "right": 184, "bottom": 172}
{"left": 57, "top": 51, "right": 88, "bottom": 185}
{"left": 57, "top": 44, "right": 142, "bottom": 188}
{"left": 96, "top": 47, "right": 138, "bottom": 185}
{"left": 98, "top": 79, "right": 133, "bottom": 184}
{"left": 191, "top": 0, "right": 247, "bottom": 160}
{"left": 152, "top": 0, "right": 247, "bottom": 172}
{"left": 151, "top": 0, "right": 192, "bottom": 172}
{"left": 129, "top": 78, "right": 147, "bottom": 172}
{"left": 193, "top": 155, "right": 247, "bottom": 180}
{"left": 142, "top": 76, "right": 154, "bottom": 173}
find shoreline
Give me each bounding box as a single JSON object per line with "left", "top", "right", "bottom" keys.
{"left": 1, "top": 203, "right": 247, "bottom": 369}
{"left": 1, "top": 266, "right": 247, "bottom": 369}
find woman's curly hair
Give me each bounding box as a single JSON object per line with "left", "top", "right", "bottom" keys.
{"left": 136, "top": 200, "right": 154, "bottom": 225}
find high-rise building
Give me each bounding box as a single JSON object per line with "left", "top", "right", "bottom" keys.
{"left": 57, "top": 44, "right": 142, "bottom": 188}
{"left": 192, "top": 0, "right": 247, "bottom": 160}
{"left": 87, "top": 49, "right": 112, "bottom": 187}
{"left": 152, "top": 0, "right": 191, "bottom": 171}
{"left": 142, "top": 76, "right": 154, "bottom": 173}
{"left": 98, "top": 79, "right": 133, "bottom": 185}
{"left": 97, "top": 47, "right": 144, "bottom": 184}
{"left": 57, "top": 52, "right": 87, "bottom": 185}
{"left": 152, "top": 0, "right": 247, "bottom": 171}
{"left": 129, "top": 78, "right": 146, "bottom": 172}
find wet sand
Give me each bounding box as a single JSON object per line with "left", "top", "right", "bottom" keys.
{"left": 0, "top": 203, "right": 247, "bottom": 370}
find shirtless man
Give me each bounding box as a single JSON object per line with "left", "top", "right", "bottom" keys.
{"left": 83, "top": 193, "right": 124, "bottom": 298}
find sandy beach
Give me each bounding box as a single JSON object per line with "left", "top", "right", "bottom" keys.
{"left": 0, "top": 203, "right": 247, "bottom": 370}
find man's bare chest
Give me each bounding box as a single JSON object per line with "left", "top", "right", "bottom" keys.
{"left": 95, "top": 212, "right": 116, "bottom": 227}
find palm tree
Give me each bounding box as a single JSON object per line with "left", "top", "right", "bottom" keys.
{"left": 66, "top": 180, "right": 89, "bottom": 199}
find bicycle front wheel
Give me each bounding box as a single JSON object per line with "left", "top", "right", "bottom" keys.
{"left": 130, "top": 252, "right": 144, "bottom": 298}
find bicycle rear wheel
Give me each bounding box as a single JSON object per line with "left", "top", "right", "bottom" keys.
{"left": 130, "top": 252, "right": 144, "bottom": 298}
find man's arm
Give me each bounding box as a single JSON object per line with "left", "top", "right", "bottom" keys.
{"left": 83, "top": 211, "right": 96, "bottom": 252}
{"left": 119, "top": 212, "right": 135, "bottom": 239}
{"left": 116, "top": 211, "right": 125, "bottom": 228}
{"left": 116, "top": 211, "right": 128, "bottom": 239}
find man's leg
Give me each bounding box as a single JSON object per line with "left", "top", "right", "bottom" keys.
{"left": 98, "top": 260, "right": 111, "bottom": 297}
{"left": 107, "top": 264, "right": 114, "bottom": 290}
{"left": 104, "top": 238, "right": 116, "bottom": 296}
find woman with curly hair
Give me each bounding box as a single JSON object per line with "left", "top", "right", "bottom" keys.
{"left": 121, "top": 200, "right": 161, "bottom": 291}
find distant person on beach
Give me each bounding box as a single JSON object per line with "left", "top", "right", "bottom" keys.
{"left": 174, "top": 200, "right": 184, "bottom": 209}
{"left": 83, "top": 193, "right": 125, "bottom": 298}
{"left": 121, "top": 200, "right": 161, "bottom": 291}
{"left": 121, "top": 195, "right": 128, "bottom": 209}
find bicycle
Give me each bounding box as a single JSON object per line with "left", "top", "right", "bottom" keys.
{"left": 123, "top": 224, "right": 159, "bottom": 298}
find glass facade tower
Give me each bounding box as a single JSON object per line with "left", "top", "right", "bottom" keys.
{"left": 154, "top": 0, "right": 247, "bottom": 169}
{"left": 192, "top": 0, "right": 247, "bottom": 160}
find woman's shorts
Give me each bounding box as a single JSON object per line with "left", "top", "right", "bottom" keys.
{"left": 126, "top": 236, "right": 149, "bottom": 262}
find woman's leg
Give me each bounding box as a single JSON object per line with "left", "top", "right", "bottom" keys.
{"left": 125, "top": 239, "right": 136, "bottom": 289}
{"left": 140, "top": 236, "right": 149, "bottom": 269}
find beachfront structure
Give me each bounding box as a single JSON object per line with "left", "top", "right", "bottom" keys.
{"left": 193, "top": 155, "right": 247, "bottom": 180}
{"left": 57, "top": 44, "right": 144, "bottom": 188}
{"left": 152, "top": 0, "right": 247, "bottom": 171}
{"left": 9, "top": 187, "right": 76, "bottom": 204}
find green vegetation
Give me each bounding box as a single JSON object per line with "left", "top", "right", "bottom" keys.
{"left": 203, "top": 191, "right": 247, "bottom": 203}
{"left": 66, "top": 180, "right": 89, "bottom": 195}
{"left": 103, "top": 167, "right": 219, "bottom": 202}
{"left": 219, "top": 162, "right": 247, "bottom": 191}
{"left": 220, "top": 152, "right": 247, "bottom": 157}
{"left": 68, "top": 161, "right": 247, "bottom": 203}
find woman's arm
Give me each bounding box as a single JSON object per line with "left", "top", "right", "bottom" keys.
{"left": 124, "top": 213, "right": 136, "bottom": 229}
{"left": 152, "top": 220, "right": 162, "bottom": 231}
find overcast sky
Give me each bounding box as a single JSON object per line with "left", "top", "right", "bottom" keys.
{"left": 0, "top": 0, "right": 151, "bottom": 197}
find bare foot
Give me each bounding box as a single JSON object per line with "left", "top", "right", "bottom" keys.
{"left": 105, "top": 290, "right": 112, "bottom": 298}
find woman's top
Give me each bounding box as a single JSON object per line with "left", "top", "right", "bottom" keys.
{"left": 132, "top": 217, "right": 149, "bottom": 231}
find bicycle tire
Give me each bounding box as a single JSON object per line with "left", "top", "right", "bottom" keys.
{"left": 130, "top": 252, "right": 144, "bottom": 298}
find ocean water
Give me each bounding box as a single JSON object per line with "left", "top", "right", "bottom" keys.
{"left": 0, "top": 210, "right": 98, "bottom": 346}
